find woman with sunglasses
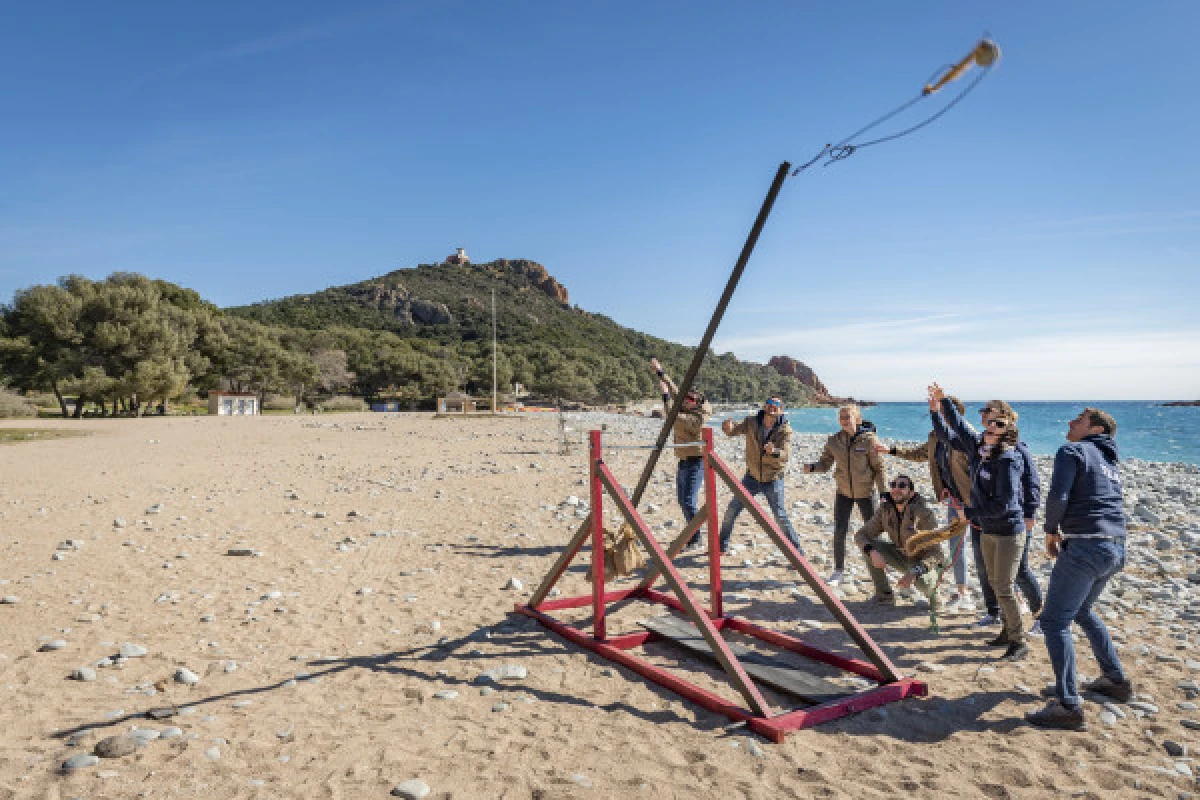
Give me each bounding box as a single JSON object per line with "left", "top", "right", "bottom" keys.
{"left": 930, "top": 383, "right": 1030, "bottom": 661}
{"left": 802, "top": 405, "right": 888, "bottom": 585}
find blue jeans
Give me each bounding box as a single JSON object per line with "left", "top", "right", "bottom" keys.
{"left": 971, "top": 526, "right": 1043, "bottom": 616}
{"left": 945, "top": 505, "right": 968, "bottom": 587}
{"left": 675, "top": 457, "right": 704, "bottom": 541}
{"left": 718, "top": 474, "right": 803, "bottom": 553}
{"left": 1040, "top": 537, "right": 1127, "bottom": 709}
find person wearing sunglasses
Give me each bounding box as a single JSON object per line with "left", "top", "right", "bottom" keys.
{"left": 930, "top": 383, "right": 1029, "bottom": 661}
{"left": 1025, "top": 407, "right": 1131, "bottom": 731}
{"left": 717, "top": 396, "right": 803, "bottom": 555}
{"left": 854, "top": 474, "right": 945, "bottom": 609}
{"left": 802, "top": 405, "right": 888, "bottom": 586}
{"left": 651, "top": 358, "right": 712, "bottom": 549}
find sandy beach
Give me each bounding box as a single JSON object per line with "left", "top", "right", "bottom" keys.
{"left": 1, "top": 411, "right": 1196, "bottom": 799}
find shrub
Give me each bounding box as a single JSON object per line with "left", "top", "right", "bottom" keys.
{"left": 318, "top": 395, "right": 367, "bottom": 412}
{"left": 263, "top": 394, "right": 298, "bottom": 411}
{"left": 0, "top": 388, "right": 39, "bottom": 418}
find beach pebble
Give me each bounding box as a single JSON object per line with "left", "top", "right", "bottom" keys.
{"left": 391, "top": 779, "right": 431, "bottom": 799}
{"left": 432, "top": 690, "right": 458, "bottom": 700}
{"left": 0, "top": 596, "right": 18, "bottom": 605}
{"left": 1182, "top": 719, "right": 1200, "bottom": 730}
{"left": 61, "top": 754, "right": 100, "bottom": 772}
{"left": 130, "top": 728, "right": 160, "bottom": 744}
{"left": 94, "top": 735, "right": 138, "bottom": 758}
{"left": 1165, "top": 740, "right": 1188, "bottom": 757}
{"left": 39, "top": 639, "right": 67, "bottom": 652}
{"left": 746, "top": 740, "right": 766, "bottom": 757}
{"left": 477, "top": 664, "right": 528, "bottom": 683}
{"left": 119, "top": 643, "right": 149, "bottom": 658}
{"left": 204, "top": 746, "right": 221, "bottom": 760}
{"left": 1099, "top": 710, "right": 1118, "bottom": 726}
{"left": 356, "top": 587, "right": 373, "bottom": 596}
{"left": 505, "top": 577, "right": 524, "bottom": 591}
{"left": 1129, "top": 701, "right": 1159, "bottom": 715}
{"left": 174, "top": 667, "right": 200, "bottom": 685}
{"left": 160, "top": 727, "right": 183, "bottom": 740}
{"left": 227, "top": 548, "right": 258, "bottom": 557}
{"left": 113, "top": 518, "right": 126, "bottom": 528}
{"left": 492, "top": 702, "right": 510, "bottom": 712}
{"left": 70, "top": 667, "right": 97, "bottom": 682}
{"left": 146, "top": 707, "right": 177, "bottom": 720}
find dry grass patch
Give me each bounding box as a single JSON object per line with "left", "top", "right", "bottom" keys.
{"left": 0, "top": 428, "right": 89, "bottom": 445}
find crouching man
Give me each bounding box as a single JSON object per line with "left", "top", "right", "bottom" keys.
{"left": 854, "top": 474, "right": 945, "bottom": 611}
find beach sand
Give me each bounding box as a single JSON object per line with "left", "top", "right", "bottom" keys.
{"left": 0, "top": 412, "right": 1187, "bottom": 798}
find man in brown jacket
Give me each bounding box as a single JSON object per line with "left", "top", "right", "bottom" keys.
{"left": 854, "top": 474, "right": 946, "bottom": 610}
{"left": 883, "top": 395, "right": 975, "bottom": 614}
{"left": 803, "top": 405, "right": 888, "bottom": 585}
{"left": 652, "top": 358, "right": 712, "bottom": 549}
{"left": 717, "top": 397, "right": 803, "bottom": 555}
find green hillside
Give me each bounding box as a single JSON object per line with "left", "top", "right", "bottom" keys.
{"left": 229, "top": 258, "right": 815, "bottom": 406}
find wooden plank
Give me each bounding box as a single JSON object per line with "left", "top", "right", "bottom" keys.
{"left": 640, "top": 615, "right": 851, "bottom": 706}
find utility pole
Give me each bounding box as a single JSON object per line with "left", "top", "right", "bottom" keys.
{"left": 492, "top": 288, "right": 498, "bottom": 415}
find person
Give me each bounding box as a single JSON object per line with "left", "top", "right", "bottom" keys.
{"left": 802, "top": 405, "right": 887, "bottom": 585}
{"left": 717, "top": 396, "right": 803, "bottom": 555}
{"left": 1025, "top": 408, "right": 1132, "bottom": 731}
{"left": 881, "top": 395, "right": 975, "bottom": 614}
{"left": 651, "top": 358, "right": 712, "bottom": 549}
{"left": 930, "top": 383, "right": 1029, "bottom": 661}
{"left": 854, "top": 473, "right": 946, "bottom": 611}
{"left": 939, "top": 400, "right": 1044, "bottom": 632}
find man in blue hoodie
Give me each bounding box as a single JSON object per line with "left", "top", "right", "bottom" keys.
{"left": 1025, "top": 408, "right": 1131, "bottom": 732}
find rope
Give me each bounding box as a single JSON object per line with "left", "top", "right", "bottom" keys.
{"left": 791, "top": 52, "right": 994, "bottom": 177}
{"left": 928, "top": 493, "right": 967, "bottom": 635}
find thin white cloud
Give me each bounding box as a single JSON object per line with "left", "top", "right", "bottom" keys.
{"left": 713, "top": 315, "right": 1200, "bottom": 401}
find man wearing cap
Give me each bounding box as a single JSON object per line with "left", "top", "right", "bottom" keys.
{"left": 717, "top": 396, "right": 803, "bottom": 555}
{"left": 1025, "top": 408, "right": 1132, "bottom": 731}
{"left": 651, "top": 358, "right": 713, "bottom": 549}
{"left": 854, "top": 473, "right": 946, "bottom": 610}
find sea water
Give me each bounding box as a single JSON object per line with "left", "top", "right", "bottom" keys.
{"left": 721, "top": 402, "right": 1200, "bottom": 466}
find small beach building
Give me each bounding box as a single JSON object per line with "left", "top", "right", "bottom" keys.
{"left": 209, "top": 391, "right": 259, "bottom": 416}
{"left": 438, "top": 391, "right": 477, "bottom": 413}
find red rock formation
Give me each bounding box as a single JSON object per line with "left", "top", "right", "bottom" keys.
{"left": 492, "top": 259, "right": 569, "bottom": 304}
{"left": 767, "top": 355, "right": 862, "bottom": 405}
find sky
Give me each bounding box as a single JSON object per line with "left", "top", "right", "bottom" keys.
{"left": 2, "top": 1, "right": 1198, "bottom": 401}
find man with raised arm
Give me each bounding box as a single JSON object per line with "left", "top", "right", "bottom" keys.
{"left": 651, "top": 358, "right": 712, "bottom": 550}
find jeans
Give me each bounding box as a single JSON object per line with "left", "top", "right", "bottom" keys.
{"left": 862, "top": 537, "right": 940, "bottom": 612}
{"left": 981, "top": 532, "right": 1026, "bottom": 644}
{"left": 832, "top": 493, "right": 878, "bottom": 571}
{"left": 675, "top": 457, "right": 704, "bottom": 540}
{"left": 972, "top": 526, "right": 1043, "bottom": 616}
{"left": 1040, "top": 537, "right": 1127, "bottom": 709}
{"left": 945, "top": 505, "right": 968, "bottom": 587}
{"left": 718, "top": 474, "right": 803, "bottom": 553}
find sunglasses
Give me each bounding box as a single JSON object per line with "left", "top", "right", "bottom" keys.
{"left": 986, "top": 419, "right": 1008, "bottom": 429}
{"left": 764, "top": 400, "right": 782, "bottom": 408}
{"left": 889, "top": 481, "right": 912, "bottom": 489}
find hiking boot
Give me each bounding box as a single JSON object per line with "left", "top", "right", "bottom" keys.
{"left": 1000, "top": 642, "right": 1029, "bottom": 662}
{"left": 870, "top": 593, "right": 897, "bottom": 606}
{"left": 987, "top": 632, "right": 1012, "bottom": 647}
{"left": 1082, "top": 675, "right": 1135, "bottom": 703}
{"left": 1025, "top": 700, "right": 1087, "bottom": 731}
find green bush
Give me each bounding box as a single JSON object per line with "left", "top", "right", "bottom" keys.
{"left": 0, "top": 388, "right": 39, "bottom": 418}
{"left": 318, "top": 395, "right": 367, "bottom": 412}
{"left": 263, "top": 394, "right": 298, "bottom": 411}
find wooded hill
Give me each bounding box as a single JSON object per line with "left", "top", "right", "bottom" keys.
{"left": 229, "top": 258, "right": 815, "bottom": 407}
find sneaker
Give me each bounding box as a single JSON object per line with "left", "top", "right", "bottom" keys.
{"left": 1028, "top": 620, "right": 1044, "bottom": 637}
{"left": 1000, "top": 642, "right": 1029, "bottom": 662}
{"left": 1082, "top": 675, "right": 1135, "bottom": 703}
{"left": 1025, "top": 700, "right": 1086, "bottom": 731}
{"left": 975, "top": 613, "right": 1001, "bottom": 628}
{"left": 827, "top": 570, "right": 844, "bottom": 586}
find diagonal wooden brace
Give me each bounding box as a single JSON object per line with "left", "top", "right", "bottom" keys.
{"left": 707, "top": 452, "right": 902, "bottom": 683}
{"left": 635, "top": 503, "right": 708, "bottom": 592}
{"left": 597, "top": 464, "right": 773, "bottom": 717}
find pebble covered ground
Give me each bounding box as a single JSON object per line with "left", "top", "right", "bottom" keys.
{"left": 1, "top": 411, "right": 1198, "bottom": 799}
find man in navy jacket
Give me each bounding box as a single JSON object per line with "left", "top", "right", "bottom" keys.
{"left": 1025, "top": 408, "right": 1132, "bottom": 731}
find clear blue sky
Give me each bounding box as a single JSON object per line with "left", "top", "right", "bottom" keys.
{"left": 3, "top": 2, "right": 1198, "bottom": 400}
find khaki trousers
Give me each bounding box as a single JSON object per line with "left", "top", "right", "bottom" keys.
{"left": 981, "top": 532, "right": 1025, "bottom": 644}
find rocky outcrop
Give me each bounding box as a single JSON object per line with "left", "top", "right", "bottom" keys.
{"left": 397, "top": 298, "right": 453, "bottom": 327}
{"left": 491, "top": 259, "right": 569, "bottom": 305}
{"left": 345, "top": 282, "right": 408, "bottom": 310}
{"left": 345, "top": 282, "right": 453, "bottom": 326}
{"left": 767, "top": 355, "right": 861, "bottom": 405}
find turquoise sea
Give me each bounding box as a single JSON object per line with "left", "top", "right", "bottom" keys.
{"left": 725, "top": 402, "right": 1200, "bottom": 466}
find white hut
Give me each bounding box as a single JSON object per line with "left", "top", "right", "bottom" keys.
{"left": 209, "top": 392, "right": 259, "bottom": 416}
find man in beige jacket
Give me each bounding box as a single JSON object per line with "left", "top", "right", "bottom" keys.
{"left": 652, "top": 358, "right": 712, "bottom": 549}
{"left": 717, "top": 397, "right": 803, "bottom": 555}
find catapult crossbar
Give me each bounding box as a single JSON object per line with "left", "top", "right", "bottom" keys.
{"left": 516, "top": 428, "right": 927, "bottom": 741}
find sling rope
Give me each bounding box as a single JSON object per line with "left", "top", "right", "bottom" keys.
{"left": 792, "top": 37, "right": 999, "bottom": 177}
{"left": 929, "top": 492, "right": 968, "bottom": 635}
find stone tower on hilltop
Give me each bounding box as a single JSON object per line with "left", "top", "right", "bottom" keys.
{"left": 445, "top": 247, "right": 469, "bottom": 265}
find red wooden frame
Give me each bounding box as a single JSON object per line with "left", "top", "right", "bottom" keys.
{"left": 516, "top": 428, "right": 927, "bottom": 741}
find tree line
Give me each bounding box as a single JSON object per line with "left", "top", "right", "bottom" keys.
{"left": 1, "top": 272, "right": 813, "bottom": 416}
